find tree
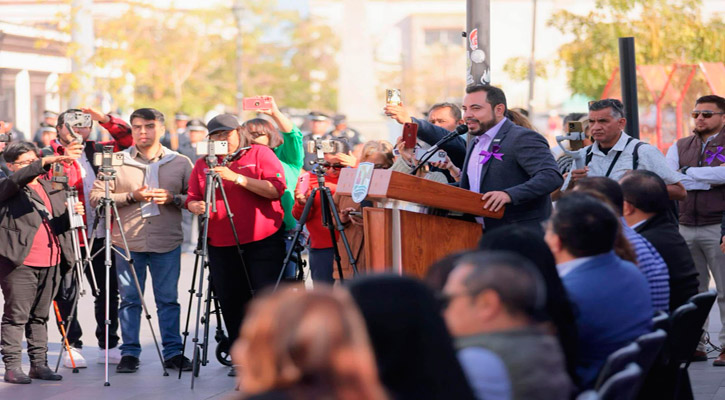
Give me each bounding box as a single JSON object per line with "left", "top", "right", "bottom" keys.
{"left": 66, "top": 1, "right": 339, "bottom": 118}
{"left": 549, "top": 0, "right": 725, "bottom": 98}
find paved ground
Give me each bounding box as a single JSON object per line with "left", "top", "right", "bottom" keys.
{"left": 0, "top": 251, "right": 724, "bottom": 399}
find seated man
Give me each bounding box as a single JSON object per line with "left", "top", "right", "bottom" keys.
{"left": 443, "top": 251, "right": 572, "bottom": 400}
{"left": 545, "top": 193, "right": 653, "bottom": 389}
{"left": 574, "top": 177, "right": 670, "bottom": 312}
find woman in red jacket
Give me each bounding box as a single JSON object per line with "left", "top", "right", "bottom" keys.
{"left": 186, "top": 114, "right": 286, "bottom": 369}
{"left": 293, "top": 142, "right": 356, "bottom": 285}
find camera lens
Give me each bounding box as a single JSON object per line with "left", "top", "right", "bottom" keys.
{"left": 254, "top": 101, "right": 260, "bottom": 106}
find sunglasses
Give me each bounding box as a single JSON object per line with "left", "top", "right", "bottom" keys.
{"left": 248, "top": 131, "right": 267, "bottom": 139}
{"left": 691, "top": 111, "right": 725, "bottom": 119}
{"left": 588, "top": 99, "right": 625, "bottom": 115}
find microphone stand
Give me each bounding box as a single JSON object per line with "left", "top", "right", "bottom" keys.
{"left": 410, "top": 126, "right": 468, "bottom": 176}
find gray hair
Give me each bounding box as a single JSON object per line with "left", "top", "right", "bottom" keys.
{"left": 454, "top": 251, "right": 545, "bottom": 317}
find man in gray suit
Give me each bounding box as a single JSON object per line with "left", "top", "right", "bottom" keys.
{"left": 389, "top": 85, "right": 562, "bottom": 233}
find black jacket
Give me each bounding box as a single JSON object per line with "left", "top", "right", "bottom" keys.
{"left": 0, "top": 160, "right": 76, "bottom": 271}
{"left": 635, "top": 212, "right": 700, "bottom": 311}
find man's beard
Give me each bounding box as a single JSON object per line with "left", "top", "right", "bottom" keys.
{"left": 468, "top": 118, "right": 498, "bottom": 136}
{"left": 694, "top": 125, "right": 723, "bottom": 137}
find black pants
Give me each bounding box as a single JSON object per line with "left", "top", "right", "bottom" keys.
{"left": 54, "top": 239, "right": 120, "bottom": 349}
{"left": 0, "top": 264, "right": 61, "bottom": 368}
{"left": 207, "top": 228, "right": 285, "bottom": 345}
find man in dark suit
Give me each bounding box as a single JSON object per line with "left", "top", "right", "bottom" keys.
{"left": 619, "top": 170, "right": 700, "bottom": 312}
{"left": 391, "top": 85, "right": 562, "bottom": 232}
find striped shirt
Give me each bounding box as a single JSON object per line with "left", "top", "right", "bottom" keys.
{"left": 622, "top": 222, "right": 670, "bottom": 311}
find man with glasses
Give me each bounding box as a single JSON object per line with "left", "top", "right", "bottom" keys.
{"left": 665, "top": 94, "right": 725, "bottom": 365}
{"left": 441, "top": 251, "right": 572, "bottom": 399}
{"left": 89, "top": 108, "right": 193, "bottom": 373}
{"left": 569, "top": 98, "right": 685, "bottom": 199}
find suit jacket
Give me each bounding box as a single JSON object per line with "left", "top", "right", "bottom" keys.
{"left": 635, "top": 213, "right": 700, "bottom": 311}
{"left": 411, "top": 117, "right": 467, "bottom": 168}
{"left": 561, "top": 251, "right": 653, "bottom": 389}
{"left": 459, "top": 119, "right": 562, "bottom": 230}
{"left": 0, "top": 160, "right": 76, "bottom": 271}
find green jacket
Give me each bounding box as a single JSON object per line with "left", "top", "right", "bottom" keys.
{"left": 274, "top": 125, "right": 304, "bottom": 230}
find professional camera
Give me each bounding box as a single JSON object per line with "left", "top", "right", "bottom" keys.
{"left": 93, "top": 146, "right": 124, "bottom": 168}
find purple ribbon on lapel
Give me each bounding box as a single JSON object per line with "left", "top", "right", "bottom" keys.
{"left": 705, "top": 146, "right": 725, "bottom": 165}
{"left": 480, "top": 145, "right": 504, "bottom": 165}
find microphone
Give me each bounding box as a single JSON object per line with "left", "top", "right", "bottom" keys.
{"left": 409, "top": 125, "right": 468, "bottom": 175}
{"left": 223, "top": 145, "right": 252, "bottom": 165}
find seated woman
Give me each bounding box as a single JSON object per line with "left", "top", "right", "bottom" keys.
{"left": 232, "top": 285, "right": 387, "bottom": 400}
{"left": 334, "top": 140, "right": 395, "bottom": 278}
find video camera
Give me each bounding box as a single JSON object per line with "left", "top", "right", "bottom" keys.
{"left": 196, "top": 140, "right": 229, "bottom": 157}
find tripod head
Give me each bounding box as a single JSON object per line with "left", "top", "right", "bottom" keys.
{"left": 93, "top": 145, "right": 123, "bottom": 180}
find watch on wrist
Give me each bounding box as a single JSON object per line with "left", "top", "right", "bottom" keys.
{"left": 235, "top": 174, "right": 244, "bottom": 186}
{"left": 173, "top": 194, "right": 183, "bottom": 207}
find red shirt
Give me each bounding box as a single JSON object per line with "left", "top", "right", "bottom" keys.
{"left": 292, "top": 171, "right": 339, "bottom": 249}
{"left": 24, "top": 183, "right": 61, "bottom": 267}
{"left": 186, "top": 145, "right": 286, "bottom": 246}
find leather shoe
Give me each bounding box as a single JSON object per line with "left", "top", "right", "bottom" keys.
{"left": 693, "top": 350, "right": 708, "bottom": 362}
{"left": 116, "top": 355, "right": 140, "bottom": 373}
{"left": 163, "top": 354, "right": 192, "bottom": 371}
{"left": 29, "top": 365, "right": 62, "bottom": 381}
{"left": 713, "top": 351, "right": 725, "bottom": 366}
{"left": 4, "top": 367, "right": 31, "bottom": 384}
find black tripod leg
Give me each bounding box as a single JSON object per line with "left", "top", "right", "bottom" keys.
{"left": 322, "top": 187, "right": 359, "bottom": 278}
{"left": 215, "top": 175, "right": 254, "bottom": 297}
{"left": 275, "top": 187, "right": 319, "bottom": 290}
{"left": 178, "top": 238, "right": 204, "bottom": 379}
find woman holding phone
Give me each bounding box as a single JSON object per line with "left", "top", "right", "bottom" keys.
{"left": 244, "top": 96, "right": 305, "bottom": 278}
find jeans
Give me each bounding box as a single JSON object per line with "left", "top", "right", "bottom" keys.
{"left": 115, "top": 246, "right": 182, "bottom": 360}
{"left": 309, "top": 247, "right": 335, "bottom": 285}
{"left": 0, "top": 264, "right": 61, "bottom": 368}
{"left": 680, "top": 224, "right": 725, "bottom": 345}
{"left": 55, "top": 239, "right": 120, "bottom": 349}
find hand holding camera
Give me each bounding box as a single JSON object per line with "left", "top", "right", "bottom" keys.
{"left": 211, "top": 166, "right": 238, "bottom": 182}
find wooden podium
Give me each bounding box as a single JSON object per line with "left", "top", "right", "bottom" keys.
{"left": 336, "top": 168, "right": 503, "bottom": 278}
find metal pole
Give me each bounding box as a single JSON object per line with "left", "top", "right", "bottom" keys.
{"left": 527, "top": 0, "right": 537, "bottom": 116}
{"left": 466, "top": 0, "right": 491, "bottom": 87}
{"left": 70, "top": 0, "right": 95, "bottom": 108}
{"left": 232, "top": 0, "right": 244, "bottom": 118}
{"left": 618, "top": 37, "right": 639, "bottom": 139}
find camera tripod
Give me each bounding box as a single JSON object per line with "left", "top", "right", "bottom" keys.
{"left": 275, "top": 162, "right": 359, "bottom": 289}
{"left": 53, "top": 187, "right": 99, "bottom": 374}
{"left": 178, "top": 156, "right": 253, "bottom": 389}
{"left": 87, "top": 149, "right": 169, "bottom": 386}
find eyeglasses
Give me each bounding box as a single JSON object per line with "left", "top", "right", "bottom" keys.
{"left": 588, "top": 99, "right": 625, "bottom": 115}
{"left": 11, "top": 159, "right": 37, "bottom": 166}
{"left": 691, "top": 111, "right": 725, "bottom": 119}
